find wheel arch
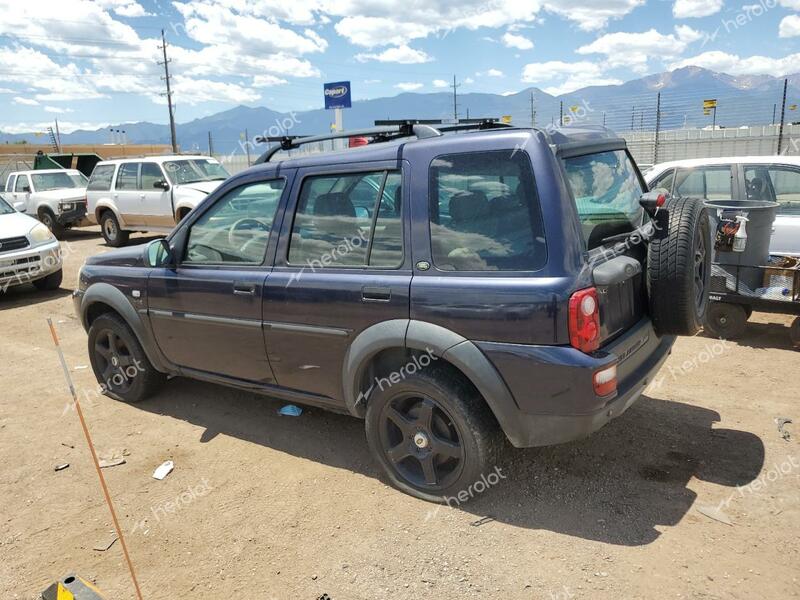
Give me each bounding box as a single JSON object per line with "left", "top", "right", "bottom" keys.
{"left": 343, "top": 319, "right": 523, "bottom": 445}
{"left": 80, "top": 282, "right": 171, "bottom": 374}
{"left": 94, "top": 201, "right": 121, "bottom": 226}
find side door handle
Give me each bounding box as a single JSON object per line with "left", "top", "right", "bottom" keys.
{"left": 362, "top": 286, "right": 391, "bottom": 302}
{"left": 233, "top": 281, "right": 256, "bottom": 296}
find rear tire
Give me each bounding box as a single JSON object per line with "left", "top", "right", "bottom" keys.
{"left": 647, "top": 196, "right": 711, "bottom": 336}
{"left": 38, "top": 209, "right": 65, "bottom": 239}
{"left": 32, "top": 268, "right": 62, "bottom": 291}
{"left": 704, "top": 302, "right": 748, "bottom": 339}
{"left": 100, "top": 211, "right": 129, "bottom": 247}
{"left": 88, "top": 313, "right": 166, "bottom": 402}
{"left": 365, "top": 366, "right": 503, "bottom": 503}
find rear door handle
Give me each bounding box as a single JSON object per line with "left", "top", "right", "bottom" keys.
{"left": 233, "top": 281, "right": 256, "bottom": 296}
{"left": 362, "top": 287, "right": 391, "bottom": 302}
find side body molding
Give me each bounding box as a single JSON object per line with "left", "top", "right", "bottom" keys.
{"left": 79, "top": 282, "right": 172, "bottom": 374}
{"left": 342, "top": 319, "right": 523, "bottom": 446}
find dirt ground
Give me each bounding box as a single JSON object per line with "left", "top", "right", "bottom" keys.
{"left": 1, "top": 228, "right": 798, "bottom": 600}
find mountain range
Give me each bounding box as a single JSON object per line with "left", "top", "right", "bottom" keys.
{"left": 3, "top": 67, "right": 799, "bottom": 154}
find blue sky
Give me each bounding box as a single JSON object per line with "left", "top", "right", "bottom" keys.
{"left": 1, "top": 0, "right": 799, "bottom": 133}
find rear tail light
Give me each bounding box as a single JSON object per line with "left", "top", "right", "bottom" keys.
{"left": 593, "top": 364, "right": 618, "bottom": 397}
{"left": 349, "top": 136, "right": 369, "bottom": 147}
{"left": 568, "top": 287, "right": 600, "bottom": 353}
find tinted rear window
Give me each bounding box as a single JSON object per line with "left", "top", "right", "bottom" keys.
{"left": 428, "top": 150, "right": 546, "bottom": 271}
{"left": 563, "top": 150, "right": 644, "bottom": 249}
{"left": 87, "top": 165, "right": 116, "bottom": 191}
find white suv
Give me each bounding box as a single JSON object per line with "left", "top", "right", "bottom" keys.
{"left": 86, "top": 155, "right": 229, "bottom": 246}
{"left": 4, "top": 169, "right": 89, "bottom": 238}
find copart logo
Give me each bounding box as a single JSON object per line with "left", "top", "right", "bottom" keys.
{"left": 325, "top": 85, "right": 348, "bottom": 98}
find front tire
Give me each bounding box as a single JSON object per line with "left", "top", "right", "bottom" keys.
{"left": 32, "top": 268, "right": 62, "bottom": 291}
{"left": 39, "top": 209, "right": 65, "bottom": 239}
{"left": 88, "top": 313, "right": 166, "bottom": 402}
{"left": 100, "top": 211, "right": 129, "bottom": 247}
{"left": 365, "top": 366, "right": 503, "bottom": 503}
{"left": 790, "top": 317, "right": 800, "bottom": 350}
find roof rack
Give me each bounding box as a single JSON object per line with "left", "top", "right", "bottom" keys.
{"left": 253, "top": 118, "right": 513, "bottom": 164}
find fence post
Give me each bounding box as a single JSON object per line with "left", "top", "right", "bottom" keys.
{"left": 653, "top": 92, "right": 661, "bottom": 165}
{"left": 778, "top": 78, "right": 788, "bottom": 154}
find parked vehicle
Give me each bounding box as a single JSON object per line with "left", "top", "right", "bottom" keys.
{"left": 85, "top": 155, "right": 229, "bottom": 247}
{"left": 0, "top": 192, "right": 63, "bottom": 292}
{"left": 645, "top": 156, "right": 800, "bottom": 256}
{"left": 73, "top": 124, "right": 709, "bottom": 501}
{"left": 4, "top": 169, "right": 89, "bottom": 238}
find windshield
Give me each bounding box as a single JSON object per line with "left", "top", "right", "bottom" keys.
{"left": 563, "top": 149, "right": 644, "bottom": 249}
{"left": 0, "top": 194, "right": 15, "bottom": 214}
{"left": 163, "top": 159, "right": 229, "bottom": 185}
{"left": 30, "top": 171, "right": 87, "bottom": 191}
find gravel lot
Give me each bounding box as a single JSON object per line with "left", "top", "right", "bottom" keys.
{"left": 1, "top": 228, "right": 798, "bottom": 599}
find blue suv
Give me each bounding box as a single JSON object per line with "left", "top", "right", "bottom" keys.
{"left": 73, "top": 123, "right": 710, "bottom": 501}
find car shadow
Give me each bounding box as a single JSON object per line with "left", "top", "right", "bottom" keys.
{"left": 700, "top": 320, "right": 796, "bottom": 351}
{"left": 133, "top": 379, "right": 765, "bottom": 546}
{"left": 0, "top": 284, "right": 71, "bottom": 309}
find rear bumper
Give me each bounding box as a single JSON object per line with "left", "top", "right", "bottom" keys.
{"left": 478, "top": 318, "right": 674, "bottom": 447}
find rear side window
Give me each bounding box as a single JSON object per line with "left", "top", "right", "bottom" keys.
{"left": 429, "top": 150, "right": 546, "bottom": 271}
{"left": 674, "top": 166, "right": 731, "bottom": 200}
{"left": 563, "top": 150, "right": 644, "bottom": 249}
{"left": 288, "top": 171, "right": 403, "bottom": 268}
{"left": 88, "top": 165, "right": 116, "bottom": 191}
{"left": 5, "top": 176, "right": 14, "bottom": 192}
{"left": 116, "top": 163, "right": 139, "bottom": 190}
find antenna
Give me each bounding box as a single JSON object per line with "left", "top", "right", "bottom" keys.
{"left": 158, "top": 29, "right": 178, "bottom": 153}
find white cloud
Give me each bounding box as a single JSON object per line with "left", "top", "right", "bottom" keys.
{"left": 543, "top": 0, "right": 645, "bottom": 30}
{"left": 355, "top": 45, "right": 431, "bottom": 63}
{"left": 577, "top": 27, "right": 702, "bottom": 73}
{"left": 394, "top": 82, "right": 424, "bottom": 92}
{"left": 486, "top": 68, "right": 504, "bottom": 77}
{"left": 13, "top": 96, "right": 39, "bottom": 106}
{"left": 779, "top": 0, "right": 800, "bottom": 8}
{"left": 521, "top": 60, "right": 623, "bottom": 95}
{"left": 502, "top": 32, "right": 534, "bottom": 50}
{"left": 669, "top": 50, "right": 800, "bottom": 76}
{"left": 500, "top": 91, "right": 517, "bottom": 96}
{"left": 432, "top": 79, "right": 449, "bottom": 88}
{"left": 779, "top": 15, "right": 800, "bottom": 38}
{"left": 0, "top": 121, "right": 111, "bottom": 134}
{"left": 673, "top": 0, "right": 724, "bottom": 18}
{"left": 44, "top": 106, "right": 74, "bottom": 113}
{"left": 252, "top": 75, "right": 289, "bottom": 87}
{"left": 464, "top": 77, "right": 475, "bottom": 84}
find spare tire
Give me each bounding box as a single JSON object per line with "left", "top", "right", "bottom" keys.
{"left": 646, "top": 196, "right": 711, "bottom": 336}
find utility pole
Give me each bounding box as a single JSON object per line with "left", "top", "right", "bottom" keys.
{"left": 631, "top": 106, "right": 635, "bottom": 131}
{"left": 602, "top": 111, "right": 606, "bottom": 128}
{"left": 712, "top": 105, "right": 717, "bottom": 130}
{"left": 159, "top": 29, "right": 178, "bottom": 154}
{"left": 653, "top": 92, "right": 662, "bottom": 165}
{"left": 530, "top": 92, "right": 536, "bottom": 127}
{"left": 244, "top": 129, "right": 252, "bottom": 166}
{"left": 559, "top": 101, "right": 563, "bottom": 127}
{"left": 778, "top": 77, "right": 788, "bottom": 154}
{"left": 773, "top": 103, "right": 777, "bottom": 125}
{"left": 450, "top": 75, "right": 460, "bottom": 121}
{"left": 207, "top": 131, "right": 214, "bottom": 156}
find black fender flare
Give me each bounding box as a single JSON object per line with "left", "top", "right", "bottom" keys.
{"left": 79, "top": 282, "right": 171, "bottom": 374}
{"left": 342, "top": 319, "right": 521, "bottom": 444}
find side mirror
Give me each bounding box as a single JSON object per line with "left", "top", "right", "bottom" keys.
{"left": 145, "top": 238, "right": 174, "bottom": 268}
{"left": 22, "top": 186, "right": 31, "bottom": 193}
{"left": 154, "top": 180, "right": 170, "bottom": 191}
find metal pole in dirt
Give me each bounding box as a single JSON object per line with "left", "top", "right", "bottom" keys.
{"left": 778, "top": 78, "right": 788, "bottom": 154}
{"left": 653, "top": 92, "right": 662, "bottom": 165}
{"left": 46, "top": 319, "right": 144, "bottom": 600}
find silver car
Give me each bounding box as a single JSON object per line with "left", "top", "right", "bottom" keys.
{"left": 645, "top": 156, "right": 800, "bottom": 256}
